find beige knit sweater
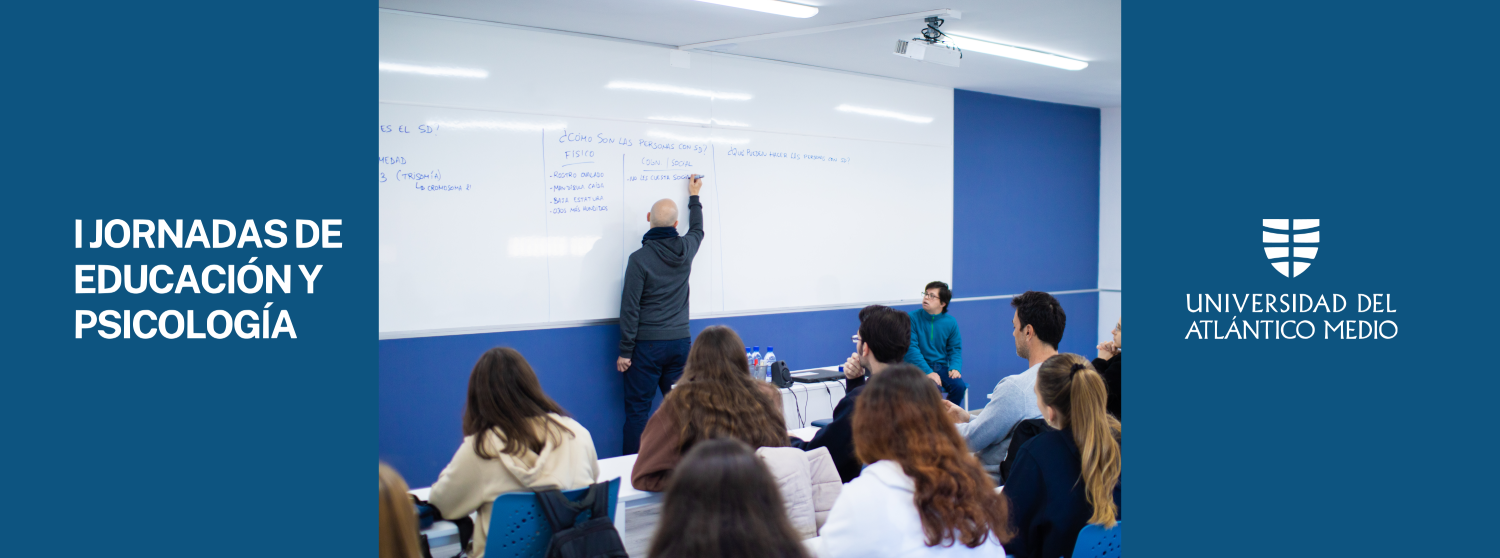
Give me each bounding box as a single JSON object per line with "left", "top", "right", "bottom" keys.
{"left": 427, "top": 415, "right": 600, "bottom": 558}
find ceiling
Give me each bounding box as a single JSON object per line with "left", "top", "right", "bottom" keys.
{"left": 379, "top": 0, "right": 1121, "bottom": 108}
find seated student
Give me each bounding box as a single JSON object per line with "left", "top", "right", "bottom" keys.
{"left": 1003, "top": 354, "right": 1122, "bottom": 558}
{"left": 648, "top": 438, "right": 810, "bottom": 558}
{"left": 632, "top": 325, "right": 787, "bottom": 491}
{"left": 428, "top": 347, "right": 600, "bottom": 558}
{"left": 943, "top": 291, "right": 1064, "bottom": 480}
{"left": 379, "top": 462, "right": 423, "bottom": 558}
{"left": 912, "top": 281, "right": 967, "bottom": 407}
{"left": 816, "top": 364, "right": 1012, "bottom": 558}
{"left": 1094, "top": 318, "right": 1121, "bottom": 419}
{"left": 790, "top": 305, "right": 912, "bottom": 482}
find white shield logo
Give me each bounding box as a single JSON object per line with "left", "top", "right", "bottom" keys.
{"left": 1263, "top": 219, "right": 1319, "bottom": 277}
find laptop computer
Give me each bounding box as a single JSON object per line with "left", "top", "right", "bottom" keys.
{"left": 789, "top": 367, "right": 846, "bottom": 383}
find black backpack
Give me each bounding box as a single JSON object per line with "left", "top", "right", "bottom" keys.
{"left": 999, "top": 418, "right": 1056, "bottom": 484}
{"left": 535, "top": 482, "right": 628, "bottom": 558}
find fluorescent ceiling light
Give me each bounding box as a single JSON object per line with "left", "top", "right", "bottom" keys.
{"left": 944, "top": 35, "right": 1088, "bottom": 71}
{"left": 378, "top": 62, "right": 488, "bottom": 78}
{"left": 648, "top": 116, "right": 750, "bottom": 127}
{"left": 607, "top": 81, "right": 752, "bottom": 101}
{"left": 835, "top": 104, "right": 933, "bottom": 124}
{"left": 691, "top": 0, "right": 818, "bottom": 18}
{"left": 648, "top": 130, "right": 750, "bottom": 145}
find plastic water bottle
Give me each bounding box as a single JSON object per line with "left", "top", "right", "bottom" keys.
{"left": 751, "top": 346, "right": 762, "bottom": 379}
{"left": 746, "top": 347, "right": 753, "bottom": 373}
{"left": 763, "top": 347, "right": 777, "bottom": 382}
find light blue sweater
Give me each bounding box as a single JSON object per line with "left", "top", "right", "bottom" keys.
{"left": 954, "top": 362, "right": 1043, "bottom": 477}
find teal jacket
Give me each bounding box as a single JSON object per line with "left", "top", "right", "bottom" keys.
{"left": 906, "top": 309, "right": 963, "bottom": 373}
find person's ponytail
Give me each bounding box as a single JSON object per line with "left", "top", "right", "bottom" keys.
{"left": 1038, "top": 354, "right": 1122, "bottom": 528}
{"left": 1069, "top": 362, "right": 1121, "bottom": 527}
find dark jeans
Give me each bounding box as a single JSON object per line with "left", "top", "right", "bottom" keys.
{"left": 621, "top": 337, "right": 690, "bottom": 455}
{"left": 933, "top": 361, "right": 968, "bottom": 408}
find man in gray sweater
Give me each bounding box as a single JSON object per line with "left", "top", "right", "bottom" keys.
{"left": 943, "top": 291, "right": 1066, "bottom": 481}
{"left": 616, "top": 174, "right": 704, "bottom": 454}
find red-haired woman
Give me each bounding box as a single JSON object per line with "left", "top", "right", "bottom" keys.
{"left": 815, "top": 363, "right": 1012, "bottom": 557}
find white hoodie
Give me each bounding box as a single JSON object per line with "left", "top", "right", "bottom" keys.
{"left": 427, "top": 414, "right": 600, "bottom": 558}
{"left": 814, "top": 460, "right": 1008, "bottom": 558}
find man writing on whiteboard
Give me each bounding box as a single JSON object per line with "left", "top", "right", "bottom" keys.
{"left": 616, "top": 174, "right": 704, "bottom": 454}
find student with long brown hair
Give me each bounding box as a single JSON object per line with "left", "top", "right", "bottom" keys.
{"left": 631, "top": 325, "right": 787, "bottom": 491}
{"left": 428, "top": 347, "right": 599, "bottom": 558}
{"left": 379, "top": 463, "right": 423, "bottom": 558}
{"left": 816, "top": 364, "right": 1012, "bottom": 557}
{"left": 647, "top": 438, "right": 809, "bottom": 558}
{"left": 1003, "top": 353, "right": 1122, "bottom": 558}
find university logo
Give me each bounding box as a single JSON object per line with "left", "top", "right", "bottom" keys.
{"left": 1262, "top": 219, "right": 1319, "bottom": 277}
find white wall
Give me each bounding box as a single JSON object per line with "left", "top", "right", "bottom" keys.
{"left": 1098, "top": 107, "right": 1121, "bottom": 344}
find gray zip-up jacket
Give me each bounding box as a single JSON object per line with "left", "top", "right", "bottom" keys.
{"left": 954, "top": 361, "right": 1043, "bottom": 478}
{"left": 618, "top": 195, "right": 703, "bottom": 357}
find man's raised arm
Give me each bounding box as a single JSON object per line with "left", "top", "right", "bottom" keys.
{"left": 686, "top": 174, "right": 704, "bottom": 241}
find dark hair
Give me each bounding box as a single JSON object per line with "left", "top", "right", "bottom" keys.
{"left": 853, "top": 365, "right": 1012, "bottom": 548}
{"left": 462, "top": 347, "right": 572, "bottom": 459}
{"left": 1011, "top": 291, "right": 1066, "bottom": 349}
{"left": 925, "top": 281, "right": 952, "bottom": 313}
{"left": 663, "top": 326, "right": 787, "bottom": 453}
{"left": 1037, "top": 354, "right": 1121, "bottom": 528}
{"left": 648, "top": 438, "right": 809, "bottom": 558}
{"left": 858, "top": 306, "right": 910, "bottom": 364}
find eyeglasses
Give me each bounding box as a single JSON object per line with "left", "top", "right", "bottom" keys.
{"left": 851, "top": 334, "right": 861, "bottom": 345}
{"left": 922, "top": 292, "right": 940, "bottom": 300}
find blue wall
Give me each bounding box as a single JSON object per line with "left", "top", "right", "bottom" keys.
{"left": 954, "top": 89, "right": 1100, "bottom": 295}
{"left": 380, "top": 89, "right": 1103, "bottom": 487}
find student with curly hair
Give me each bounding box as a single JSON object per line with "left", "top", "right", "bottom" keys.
{"left": 816, "top": 363, "right": 1012, "bottom": 557}
{"left": 631, "top": 325, "right": 788, "bottom": 491}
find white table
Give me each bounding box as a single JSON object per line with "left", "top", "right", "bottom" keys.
{"left": 778, "top": 367, "right": 848, "bottom": 430}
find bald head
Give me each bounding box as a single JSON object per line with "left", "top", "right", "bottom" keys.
{"left": 649, "top": 198, "right": 678, "bottom": 228}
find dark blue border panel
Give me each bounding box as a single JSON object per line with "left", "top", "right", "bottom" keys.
{"left": 954, "top": 89, "right": 1101, "bottom": 297}
{"left": 2, "top": 1, "right": 370, "bottom": 555}
{"left": 380, "top": 290, "right": 1095, "bottom": 488}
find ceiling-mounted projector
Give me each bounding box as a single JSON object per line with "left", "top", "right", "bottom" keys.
{"left": 893, "top": 16, "right": 961, "bottom": 67}
{"left": 894, "top": 39, "right": 961, "bottom": 67}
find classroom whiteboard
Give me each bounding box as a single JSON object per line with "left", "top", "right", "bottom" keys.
{"left": 379, "top": 11, "right": 953, "bottom": 337}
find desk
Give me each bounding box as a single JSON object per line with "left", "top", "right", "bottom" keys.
{"left": 778, "top": 368, "right": 847, "bottom": 430}
{"left": 783, "top": 366, "right": 971, "bottom": 417}
{"left": 408, "top": 486, "right": 466, "bottom": 558}
{"left": 595, "top": 454, "right": 662, "bottom": 556}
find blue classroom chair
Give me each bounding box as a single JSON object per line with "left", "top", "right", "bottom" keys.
{"left": 1070, "top": 521, "right": 1121, "bottom": 558}
{"left": 482, "top": 477, "right": 621, "bottom": 558}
